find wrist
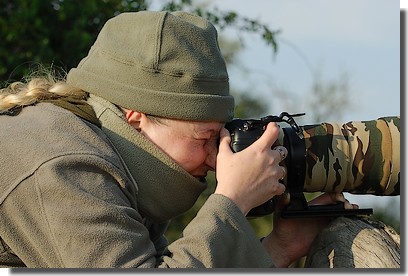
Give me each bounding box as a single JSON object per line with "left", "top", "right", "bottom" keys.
{"left": 261, "top": 233, "right": 292, "bottom": 268}
{"left": 214, "top": 189, "right": 249, "bottom": 215}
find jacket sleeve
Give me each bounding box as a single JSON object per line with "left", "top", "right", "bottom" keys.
{"left": 1, "top": 153, "right": 273, "bottom": 268}
{"left": 162, "top": 194, "right": 275, "bottom": 268}
{"left": 1, "top": 153, "right": 159, "bottom": 268}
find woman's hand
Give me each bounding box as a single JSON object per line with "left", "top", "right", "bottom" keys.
{"left": 214, "top": 122, "right": 287, "bottom": 215}
{"left": 262, "top": 192, "right": 359, "bottom": 267}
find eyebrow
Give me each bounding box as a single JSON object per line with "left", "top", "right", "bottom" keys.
{"left": 197, "top": 128, "right": 219, "bottom": 138}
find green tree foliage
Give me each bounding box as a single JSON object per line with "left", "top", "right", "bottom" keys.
{"left": 0, "top": 0, "right": 148, "bottom": 82}
{"left": 0, "top": 0, "right": 279, "bottom": 84}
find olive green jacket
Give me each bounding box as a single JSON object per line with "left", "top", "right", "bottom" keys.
{"left": 0, "top": 97, "right": 273, "bottom": 268}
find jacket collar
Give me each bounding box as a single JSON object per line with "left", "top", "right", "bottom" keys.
{"left": 87, "top": 95, "right": 207, "bottom": 223}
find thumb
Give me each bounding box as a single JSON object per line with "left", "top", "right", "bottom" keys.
{"left": 252, "top": 122, "right": 279, "bottom": 150}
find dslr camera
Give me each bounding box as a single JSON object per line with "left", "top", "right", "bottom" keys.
{"left": 225, "top": 112, "right": 400, "bottom": 218}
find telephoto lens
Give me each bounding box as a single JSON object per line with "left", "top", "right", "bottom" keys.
{"left": 225, "top": 114, "right": 400, "bottom": 218}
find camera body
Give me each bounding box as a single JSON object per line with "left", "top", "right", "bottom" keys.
{"left": 225, "top": 113, "right": 307, "bottom": 217}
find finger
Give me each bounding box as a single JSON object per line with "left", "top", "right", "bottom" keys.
{"left": 309, "top": 192, "right": 339, "bottom": 205}
{"left": 330, "top": 192, "right": 346, "bottom": 203}
{"left": 279, "top": 166, "right": 286, "bottom": 181}
{"left": 344, "top": 199, "right": 359, "bottom": 210}
{"left": 310, "top": 193, "right": 359, "bottom": 210}
{"left": 273, "top": 146, "right": 288, "bottom": 162}
{"left": 328, "top": 193, "right": 359, "bottom": 209}
{"left": 251, "top": 122, "right": 279, "bottom": 150}
{"left": 275, "top": 182, "right": 286, "bottom": 195}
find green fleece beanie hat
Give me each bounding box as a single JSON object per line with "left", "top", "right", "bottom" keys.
{"left": 67, "top": 11, "right": 234, "bottom": 122}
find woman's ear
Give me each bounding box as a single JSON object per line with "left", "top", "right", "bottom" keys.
{"left": 124, "top": 109, "right": 143, "bottom": 131}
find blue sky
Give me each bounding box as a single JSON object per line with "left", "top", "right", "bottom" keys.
{"left": 211, "top": 0, "right": 400, "bottom": 123}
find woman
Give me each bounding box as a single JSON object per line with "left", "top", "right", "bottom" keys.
{"left": 0, "top": 10, "right": 354, "bottom": 268}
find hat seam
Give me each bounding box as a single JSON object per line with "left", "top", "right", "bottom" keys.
{"left": 141, "top": 66, "right": 229, "bottom": 82}
{"left": 94, "top": 47, "right": 228, "bottom": 82}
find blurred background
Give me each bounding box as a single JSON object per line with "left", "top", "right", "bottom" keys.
{"left": 1, "top": 0, "right": 401, "bottom": 247}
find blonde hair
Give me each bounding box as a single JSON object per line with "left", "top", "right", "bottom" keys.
{"left": 0, "top": 69, "right": 87, "bottom": 113}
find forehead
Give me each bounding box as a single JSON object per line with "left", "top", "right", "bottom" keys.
{"left": 168, "top": 119, "right": 223, "bottom": 136}
{"left": 193, "top": 122, "right": 223, "bottom": 136}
